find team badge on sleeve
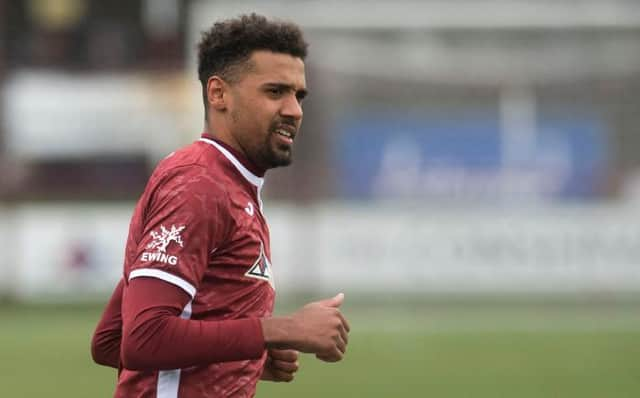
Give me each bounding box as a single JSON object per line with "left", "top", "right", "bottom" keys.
{"left": 141, "top": 224, "right": 186, "bottom": 265}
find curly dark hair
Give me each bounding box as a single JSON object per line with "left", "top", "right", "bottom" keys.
{"left": 197, "top": 13, "right": 308, "bottom": 108}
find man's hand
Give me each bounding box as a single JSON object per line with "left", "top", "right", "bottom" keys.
{"left": 261, "top": 293, "right": 351, "bottom": 363}
{"left": 261, "top": 349, "right": 299, "bottom": 382}
{"left": 290, "top": 293, "right": 350, "bottom": 362}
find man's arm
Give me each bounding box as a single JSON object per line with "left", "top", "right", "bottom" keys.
{"left": 119, "top": 277, "right": 350, "bottom": 371}
{"left": 91, "top": 279, "right": 124, "bottom": 368}
{"left": 120, "top": 277, "right": 264, "bottom": 370}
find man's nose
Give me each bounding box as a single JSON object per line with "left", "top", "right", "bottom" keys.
{"left": 281, "top": 95, "right": 303, "bottom": 120}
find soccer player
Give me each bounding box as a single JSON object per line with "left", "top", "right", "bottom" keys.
{"left": 91, "top": 13, "right": 350, "bottom": 398}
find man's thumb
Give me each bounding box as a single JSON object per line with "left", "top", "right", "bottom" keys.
{"left": 318, "top": 293, "right": 344, "bottom": 308}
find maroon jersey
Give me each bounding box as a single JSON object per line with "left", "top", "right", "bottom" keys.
{"left": 115, "top": 135, "right": 275, "bottom": 397}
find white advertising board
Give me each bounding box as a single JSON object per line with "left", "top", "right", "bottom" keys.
{"left": 279, "top": 204, "right": 640, "bottom": 294}
{"left": 2, "top": 202, "right": 640, "bottom": 299}
{"left": 1, "top": 203, "right": 130, "bottom": 299}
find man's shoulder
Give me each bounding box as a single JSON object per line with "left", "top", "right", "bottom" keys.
{"left": 148, "top": 141, "right": 228, "bottom": 194}
{"left": 156, "top": 140, "right": 213, "bottom": 171}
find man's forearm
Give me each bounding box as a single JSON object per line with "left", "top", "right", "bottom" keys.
{"left": 121, "top": 277, "right": 265, "bottom": 371}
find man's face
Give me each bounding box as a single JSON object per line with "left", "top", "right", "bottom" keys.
{"left": 226, "top": 50, "right": 307, "bottom": 170}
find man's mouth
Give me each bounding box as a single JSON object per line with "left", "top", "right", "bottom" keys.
{"left": 275, "top": 128, "right": 294, "bottom": 139}
{"left": 273, "top": 126, "right": 297, "bottom": 145}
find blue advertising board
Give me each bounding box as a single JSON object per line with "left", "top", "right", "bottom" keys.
{"left": 335, "top": 110, "right": 607, "bottom": 201}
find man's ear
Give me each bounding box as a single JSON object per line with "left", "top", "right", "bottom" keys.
{"left": 207, "top": 76, "right": 227, "bottom": 111}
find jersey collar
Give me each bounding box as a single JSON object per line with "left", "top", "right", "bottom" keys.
{"left": 199, "top": 134, "right": 265, "bottom": 188}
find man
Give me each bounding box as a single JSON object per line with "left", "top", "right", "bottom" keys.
{"left": 91, "top": 13, "right": 350, "bottom": 398}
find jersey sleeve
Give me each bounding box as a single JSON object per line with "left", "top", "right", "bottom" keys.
{"left": 127, "top": 165, "right": 229, "bottom": 298}
{"left": 121, "top": 277, "right": 265, "bottom": 370}
{"left": 91, "top": 278, "right": 124, "bottom": 368}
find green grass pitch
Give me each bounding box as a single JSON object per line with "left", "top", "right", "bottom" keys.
{"left": 1, "top": 301, "right": 639, "bottom": 397}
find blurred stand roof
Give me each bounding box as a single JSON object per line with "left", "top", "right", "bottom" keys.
{"left": 190, "top": 0, "right": 640, "bottom": 84}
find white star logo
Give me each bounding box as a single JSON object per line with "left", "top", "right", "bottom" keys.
{"left": 146, "top": 224, "right": 186, "bottom": 253}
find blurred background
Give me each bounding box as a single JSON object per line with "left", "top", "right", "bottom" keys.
{"left": 1, "top": 0, "right": 640, "bottom": 397}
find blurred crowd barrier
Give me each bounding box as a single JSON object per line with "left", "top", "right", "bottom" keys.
{"left": 1, "top": 201, "right": 640, "bottom": 300}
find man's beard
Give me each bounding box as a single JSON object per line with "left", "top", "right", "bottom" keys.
{"left": 231, "top": 110, "right": 296, "bottom": 169}
{"left": 260, "top": 134, "right": 293, "bottom": 169}
{"left": 258, "top": 118, "right": 296, "bottom": 169}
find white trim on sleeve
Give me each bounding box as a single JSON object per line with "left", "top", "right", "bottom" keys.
{"left": 129, "top": 268, "right": 196, "bottom": 298}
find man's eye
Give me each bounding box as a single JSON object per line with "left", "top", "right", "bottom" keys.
{"left": 268, "top": 88, "right": 282, "bottom": 95}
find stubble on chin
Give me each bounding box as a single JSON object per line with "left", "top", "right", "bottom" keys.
{"left": 262, "top": 138, "right": 293, "bottom": 169}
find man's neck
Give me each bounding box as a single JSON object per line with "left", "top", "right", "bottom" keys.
{"left": 201, "top": 130, "right": 266, "bottom": 177}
